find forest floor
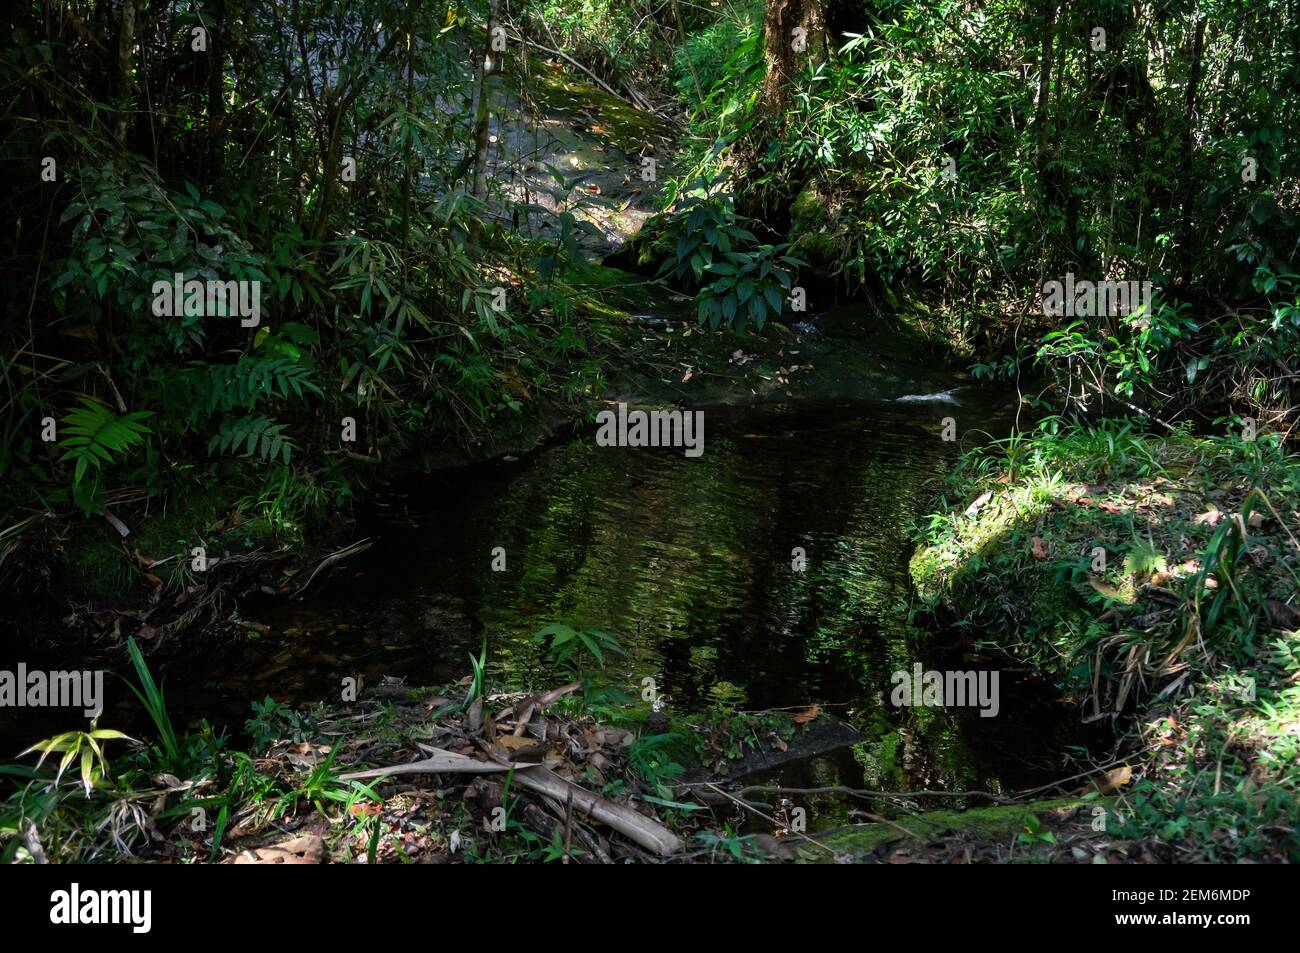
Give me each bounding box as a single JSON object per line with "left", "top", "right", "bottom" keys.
{"left": 3, "top": 646, "right": 1135, "bottom": 864}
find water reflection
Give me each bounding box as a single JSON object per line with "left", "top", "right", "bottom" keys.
{"left": 6, "top": 396, "right": 1088, "bottom": 798}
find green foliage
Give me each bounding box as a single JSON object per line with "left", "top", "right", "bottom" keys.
{"left": 911, "top": 418, "right": 1300, "bottom": 859}
{"left": 245, "top": 697, "right": 316, "bottom": 752}
{"left": 465, "top": 639, "right": 489, "bottom": 706}
{"left": 527, "top": 165, "right": 608, "bottom": 284}
{"left": 275, "top": 741, "right": 379, "bottom": 818}
{"left": 125, "top": 636, "right": 184, "bottom": 774}
{"left": 0, "top": 1, "right": 612, "bottom": 546}
{"left": 1016, "top": 813, "right": 1056, "bottom": 847}
{"left": 626, "top": 732, "right": 688, "bottom": 800}
{"left": 673, "top": 2, "right": 765, "bottom": 135}
{"left": 208, "top": 414, "right": 295, "bottom": 465}
{"left": 57, "top": 397, "right": 153, "bottom": 506}
{"left": 180, "top": 356, "right": 321, "bottom": 422}
{"left": 695, "top": 825, "right": 762, "bottom": 862}
{"left": 19, "top": 729, "right": 134, "bottom": 798}
{"left": 657, "top": 184, "right": 804, "bottom": 332}
{"left": 533, "top": 623, "right": 625, "bottom": 671}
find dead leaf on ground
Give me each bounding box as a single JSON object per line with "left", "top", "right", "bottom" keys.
{"left": 231, "top": 833, "right": 324, "bottom": 864}
{"left": 1089, "top": 576, "right": 1124, "bottom": 601}
{"left": 1092, "top": 765, "right": 1133, "bottom": 795}
{"left": 793, "top": 704, "right": 821, "bottom": 724}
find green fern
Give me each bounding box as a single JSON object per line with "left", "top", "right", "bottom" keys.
{"left": 58, "top": 398, "right": 153, "bottom": 483}
{"left": 1124, "top": 537, "right": 1169, "bottom": 579}
{"left": 182, "top": 357, "right": 320, "bottom": 423}
{"left": 208, "top": 414, "right": 294, "bottom": 464}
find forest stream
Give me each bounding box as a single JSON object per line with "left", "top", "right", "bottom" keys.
{"left": 2, "top": 334, "right": 1093, "bottom": 832}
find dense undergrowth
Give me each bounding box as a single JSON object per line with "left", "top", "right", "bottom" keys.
{"left": 0, "top": 628, "right": 859, "bottom": 864}
{"left": 644, "top": 0, "right": 1300, "bottom": 426}
{"left": 0, "top": 3, "right": 626, "bottom": 612}
{"left": 911, "top": 418, "right": 1300, "bottom": 860}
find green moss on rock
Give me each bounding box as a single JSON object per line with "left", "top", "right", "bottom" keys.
{"left": 816, "top": 797, "right": 1096, "bottom": 859}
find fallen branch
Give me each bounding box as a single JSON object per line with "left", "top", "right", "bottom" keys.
{"left": 340, "top": 748, "right": 515, "bottom": 780}
{"left": 494, "top": 679, "right": 581, "bottom": 728}
{"left": 341, "top": 746, "right": 682, "bottom": 857}
{"left": 508, "top": 760, "right": 682, "bottom": 857}
{"left": 292, "top": 538, "right": 373, "bottom": 596}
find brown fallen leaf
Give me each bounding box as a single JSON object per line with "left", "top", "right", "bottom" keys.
{"left": 593, "top": 728, "right": 633, "bottom": 747}
{"left": 231, "top": 834, "right": 324, "bottom": 865}
{"left": 793, "top": 704, "right": 821, "bottom": 724}
{"left": 1089, "top": 576, "right": 1124, "bottom": 600}
{"left": 1092, "top": 765, "right": 1133, "bottom": 795}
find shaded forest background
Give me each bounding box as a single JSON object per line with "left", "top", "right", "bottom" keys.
{"left": 1, "top": 0, "right": 1296, "bottom": 594}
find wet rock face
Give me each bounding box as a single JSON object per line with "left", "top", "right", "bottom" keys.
{"left": 486, "top": 58, "right": 680, "bottom": 259}
{"left": 602, "top": 210, "right": 679, "bottom": 275}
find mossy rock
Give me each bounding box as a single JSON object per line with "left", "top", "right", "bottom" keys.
{"left": 604, "top": 211, "right": 679, "bottom": 275}
{"left": 789, "top": 231, "right": 841, "bottom": 274}
{"left": 814, "top": 797, "right": 1098, "bottom": 860}
{"left": 786, "top": 178, "right": 849, "bottom": 278}
{"left": 530, "top": 62, "right": 672, "bottom": 154}
{"left": 789, "top": 179, "right": 833, "bottom": 234}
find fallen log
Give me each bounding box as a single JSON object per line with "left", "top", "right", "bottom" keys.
{"left": 340, "top": 746, "right": 682, "bottom": 857}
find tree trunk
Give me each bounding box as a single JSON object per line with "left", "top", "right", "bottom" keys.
{"left": 1033, "top": 0, "right": 1056, "bottom": 178}
{"left": 471, "top": 0, "right": 502, "bottom": 205}
{"left": 761, "top": 0, "right": 826, "bottom": 118}
{"left": 206, "top": 0, "right": 227, "bottom": 187}
{"left": 112, "top": 0, "right": 137, "bottom": 146}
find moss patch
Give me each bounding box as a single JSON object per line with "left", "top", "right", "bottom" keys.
{"left": 816, "top": 797, "right": 1096, "bottom": 859}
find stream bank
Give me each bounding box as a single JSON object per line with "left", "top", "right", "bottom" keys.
{"left": 909, "top": 420, "right": 1300, "bottom": 862}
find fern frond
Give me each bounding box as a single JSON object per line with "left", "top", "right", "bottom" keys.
{"left": 180, "top": 357, "right": 321, "bottom": 424}
{"left": 58, "top": 398, "right": 153, "bottom": 484}
{"left": 207, "top": 414, "right": 294, "bottom": 465}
